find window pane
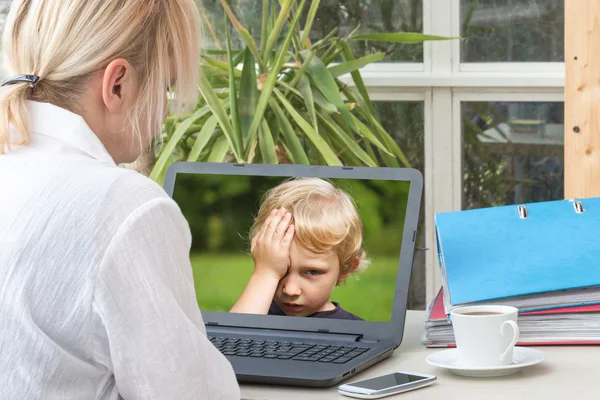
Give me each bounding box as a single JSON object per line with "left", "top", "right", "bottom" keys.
{"left": 198, "top": 0, "right": 261, "bottom": 51}
{"left": 0, "top": 1, "right": 8, "bottom": 27}
{"left": 374, "top": 101, "right": 426, "bottom": 309}
{"left": 461, "top": 0, "right": 564, "bottom": 62}
{"left": 311, "top": 0, "right": 423, "bottom": 62}
{"left": 0, "top": 1, "right": 10, "bottom": 78}
{"left": 198, "top": 0, "right": 423, "bottom": 63}
{"left": 462, "top": 101, "right": 564, "bottom": 210}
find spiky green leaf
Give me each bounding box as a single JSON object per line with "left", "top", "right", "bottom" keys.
{"left": 207, "top": 135, "right": 230, "bottom": 162}
{"left": 226, "top": 21, "right": 243, "bottom": 157}
{"left": 188, "top": 115, "right": 218, "bottom": 162}
{"left": 301, "top": 0, "right": 321, "bottom": 46}
{"left": 270, "top": 99, "right": 310, "bottom": 165}
{"left": 351, "top": 32, "right": 456, "bottom": 43}
{"left": 197, "top": 72, "right": 242, "bottom": 161}
{"left": 239, "top": 47, "right": 259, "bottom": 149}
{"left": 262, "top": 0, "right": 294, "bottom": 64}
{"left": 318, "top": 114, "right": 377, "bottom": 167}
{"left": 259, "top": 119, "right": 278, "bottom": 164}
{"left": 246, "top": 0, "right": 307, "bottom": 152}
{"left": 298, "top": 75, "right": 317, "bottom": 133}
{"left": 328, "top": 52, "right": 386, "bottom": 78}
{"left": 150, "top": 106, "right": 210, "bottom": 181}
{"left": 219, "top": 0, "right": 265, "bottom": 70}
{"left": 275, "top": 89, "right": 342, "bottom": 166}
{"left": 300, "top": 49, "right": 357, "bottom": 132}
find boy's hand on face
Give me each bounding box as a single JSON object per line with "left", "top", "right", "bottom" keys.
{"left": 251, "top": 208, "right": 295, "bottom": 281}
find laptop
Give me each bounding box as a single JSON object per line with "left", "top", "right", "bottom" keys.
{"left": 163, "top": 162, "right": 423, "bottom": 388}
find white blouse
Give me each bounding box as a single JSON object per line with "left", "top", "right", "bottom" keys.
{"left": 0, "top": 102, "right": 240, "bottom": 399}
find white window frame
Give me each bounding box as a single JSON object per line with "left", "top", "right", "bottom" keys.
{"left": 347, "top": 0, "right": 565, "bottom": 306}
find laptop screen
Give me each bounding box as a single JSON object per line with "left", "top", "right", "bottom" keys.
{"left": 172, "top": 173, "right": 410, "bottom": 323}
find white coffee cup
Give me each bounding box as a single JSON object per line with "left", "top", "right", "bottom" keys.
{"left": 450, "top": 305, "right": 520, "bottom": 367}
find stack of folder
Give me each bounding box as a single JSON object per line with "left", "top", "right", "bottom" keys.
{"left": 423, "top": 197, "right": 600, "bottom": 347}
{"left": 423, "top": 288, "right": 600, "bottom": 347}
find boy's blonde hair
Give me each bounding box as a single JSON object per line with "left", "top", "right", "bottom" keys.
{"left": 0, "top": 0, "right": 201, "bottom": 153}
{"left": 250, "top": 178, "right": 370, "bottom": 277}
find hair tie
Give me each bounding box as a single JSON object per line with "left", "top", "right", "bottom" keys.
{"left": 2, "top": 74, "right": 40, "bottom": 87}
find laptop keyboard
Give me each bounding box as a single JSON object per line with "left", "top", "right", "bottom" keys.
{"left": 209, "top": 336, "right": 369, "bottom": 364}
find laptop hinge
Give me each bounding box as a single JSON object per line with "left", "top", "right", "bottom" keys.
{"left": 207, "top": 325, "right": 365, "bottom": 343}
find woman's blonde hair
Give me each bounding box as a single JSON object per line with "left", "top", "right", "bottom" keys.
{"left": 0, "top": 0, "right": 201, "bottom": 153}
{"left": 250, "top": 178, "right": 371, "bottom": 277}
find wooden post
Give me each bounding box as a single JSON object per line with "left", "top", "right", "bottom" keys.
{"left": 565, "top": 1, "right": 600, "bottom": 199}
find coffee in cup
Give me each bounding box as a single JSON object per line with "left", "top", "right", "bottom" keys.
{"left": 450, "top": 305, "right": 520, "bottom": 367}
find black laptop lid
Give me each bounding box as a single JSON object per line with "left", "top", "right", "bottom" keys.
{"left": 163, "top": 163, "right": 422, "bottom": 345}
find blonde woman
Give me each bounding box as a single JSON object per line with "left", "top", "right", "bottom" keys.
{"left": 0, "top": 1, "right": 239, "bottom": 399}
{"left": 231, "top": 178, "right": 370, "bottom": 320}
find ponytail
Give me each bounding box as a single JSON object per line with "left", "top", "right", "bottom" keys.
{"left": 0, "top": 0, "right": 35, "bottom": 154}
{"left": 0, "top": 82, "right": 32, "bottom": 154}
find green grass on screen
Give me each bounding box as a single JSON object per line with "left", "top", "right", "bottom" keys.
{"left": 190, "top": 253, "right": 399, "bottom": 322}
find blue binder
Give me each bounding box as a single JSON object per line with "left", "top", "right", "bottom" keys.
{"left": 435, "top": 197, "right": 600, "bottom": 312}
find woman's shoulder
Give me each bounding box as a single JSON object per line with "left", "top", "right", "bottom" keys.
{"left": 102, "top": 166, "right": 176, "bottom": 212}
{"left": 112, "top": 167, "right": 169, "bottom": 200}
{"left": 64, "top": 161, "right": 178, "bottom": 222}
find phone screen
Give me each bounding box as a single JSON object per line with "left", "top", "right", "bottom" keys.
{"left": 350, "top": 373, "right": 428, "bottom": 391}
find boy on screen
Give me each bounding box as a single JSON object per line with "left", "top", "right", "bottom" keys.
{"left": 230, "top": 178, "right": 370, "bottom": 320}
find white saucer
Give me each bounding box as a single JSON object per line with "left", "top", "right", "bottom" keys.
{"left": 426, "top": 347, "right": 546, "bottom": 378}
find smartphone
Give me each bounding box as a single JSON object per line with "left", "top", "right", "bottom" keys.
{"left": 337, "top": 371, "right": 436, "bottom": 399}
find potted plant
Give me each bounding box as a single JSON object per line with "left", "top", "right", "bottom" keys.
{"left": 149, "top": 0, "right": 454, "bottom": 183}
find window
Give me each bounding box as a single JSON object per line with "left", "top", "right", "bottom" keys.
{"left": 0, "top": 1, "right": 564, "bottom": 308}
{"left": 460, "top": 0, "right": 564, "bottom": 62}
{"left": 461, "top": 101, "right": 564, "bottom": 210}
{"left": 199, "top": 0, "right": 424, "bottom": 62}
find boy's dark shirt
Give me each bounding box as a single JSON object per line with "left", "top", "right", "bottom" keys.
{"left": 268, "top": 301, "right": 363, "bottom": 321}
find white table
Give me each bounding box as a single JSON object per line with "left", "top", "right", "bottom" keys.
{"left": 241, "top": 310, "right": 596, "bottom": 399}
